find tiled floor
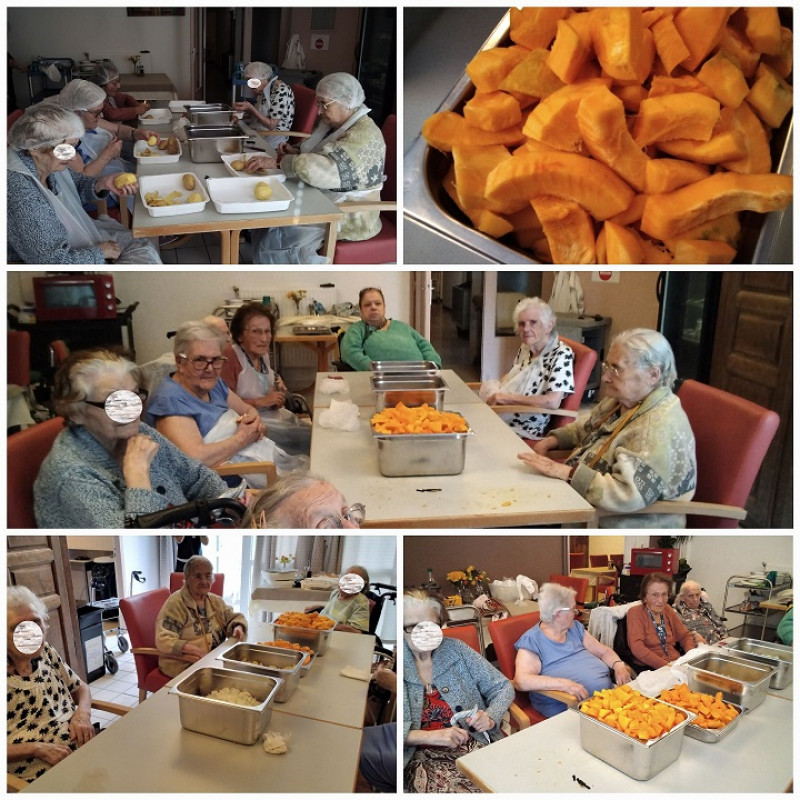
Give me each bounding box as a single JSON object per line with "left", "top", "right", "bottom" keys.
{"left": 157, "top": 232, "right": 254, "bottom": 264}
{"left": 430, "top": 299, "right": 480, "bottom": 382}
{"left": 88, "top": 626, "right": 140, "bottom": 729}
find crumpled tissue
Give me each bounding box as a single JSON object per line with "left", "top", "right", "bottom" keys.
{"left": 318, "top": 398, "right": 360, "bottom": 431}
{"left": 319, "top": 376, "right": 350, "bottom": 395}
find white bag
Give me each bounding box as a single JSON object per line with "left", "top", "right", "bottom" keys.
{"left": 318, "top": 398, "right": 360, "bottom": 431}
{"left": 282, "top": 34, "right": 307, "bottom": 70}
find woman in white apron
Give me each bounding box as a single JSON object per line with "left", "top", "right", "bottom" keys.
{"left": 233, "top": 61, "right": 295, "bottom": 147}
{"left": 245, "top": 73, "right": 386, "bottom": 264}
{"left": 7, "top": 104, "right": 161, "bottom": 264}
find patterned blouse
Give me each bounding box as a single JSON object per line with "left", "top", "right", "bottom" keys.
{"left": 255, "top": 80, "right": 295, "bottom": 132}
{"left": 674, "top": 597, "right": 728, "bottom": 644}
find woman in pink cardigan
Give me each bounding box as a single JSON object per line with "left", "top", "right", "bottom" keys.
{"left": 626, "top": 572, "right": 696, "bottom": 670}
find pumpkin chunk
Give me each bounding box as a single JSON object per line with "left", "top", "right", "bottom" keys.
{"left": 696, "top": 51, "right": 750, "bottom": 108}
{"left": 591, "top": 8, "right": 648, "bottom": 81}
{"left": 500, "top": 48, "right": 565, "bottom": 100}
{"left": 467, "top": 47, "right": 528, "bottom": 93}
{"left": 509, "top": 7, "right": 568, "bottom": 50}
{"left": 633, "top": 93, "right": 721, "bottom": 147}
{"left": 531, "top": 196, "right": 596, "bottom": 264}
{"left": 547, "top": 19, "right": 591, "bottom": 84}
{"left": 422, "top": 111, "right": 525, "bottom": 154}
{"left": 604, "top": 221, "right": 645, "bottom": 264}
{"left": 742, "top": 7, "right": 782, "bottom": 56}
{"left": 651, "top": 15, "right": 690, "bottom": 76}
{"left": 747, "top": 63, "right": 793, "bottom": 129}
{"left": 463, "top": 92, "right": 522, "bottom": 132}
{"left": 673, "top": 7, "right": 732, "bottom": 71}
{"left": 671, "top": 239, "right": 737, "bottom": 264}
{"left": 645, "top": 159, "right": 710, "bottom": 194}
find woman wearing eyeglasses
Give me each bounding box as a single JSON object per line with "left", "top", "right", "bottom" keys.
{"left": 33, "top": 349, "right": 228, "bottom": 528}
{"left": 518, "top": 328, "right": 696, "bottom": 527}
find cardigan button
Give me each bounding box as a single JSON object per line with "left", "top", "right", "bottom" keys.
{"left": 441, "top": 686, "right": 449, "bottom": 693}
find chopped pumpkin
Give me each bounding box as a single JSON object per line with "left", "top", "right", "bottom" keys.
{"left": 746, "top": 62, "right": 793, "bottom": 128}
{"left": 531, "top": 196, "right": 596, "bottom": 264}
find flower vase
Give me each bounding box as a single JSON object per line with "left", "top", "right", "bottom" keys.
{"left": 459, "top": 582, "right": 479, "bottom": 605}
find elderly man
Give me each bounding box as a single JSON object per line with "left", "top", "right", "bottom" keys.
{"left": 155, "top": 555, "right": 247, "bottom": 677}
{"left": 673, "top": 580, "right": 728, "bottom": 645}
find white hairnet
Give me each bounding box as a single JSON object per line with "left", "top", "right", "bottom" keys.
{"left": 90, "top": 61, "right": 120, "bottom": 86}
{"left": 58, "top": 79, "right": 107, "bottom": 112}
{"left": 316, "top": 72, "right": 365, "bottom": 110}
{"left": 243, "top": 61, "right": 273, "bottom": 82}
{"left": 9, "top": 105, "right": 85, "bottom": 151}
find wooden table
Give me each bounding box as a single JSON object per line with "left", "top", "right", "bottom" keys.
{"left": 119, "top": 73, "right": 177, "bottom": 101}
{"left": 570, "top": 566, "right": 617, "bottom": 602}
{"left": 274, "top": 330, "right": 340, "bottom": 374}
{"left": 310, "top": 399, "right": 594, "bottom": 528}
{"left": 455, "top": 693, "right": 793, "bottom": 793}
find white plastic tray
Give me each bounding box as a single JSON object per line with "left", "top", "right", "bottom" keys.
{"left": 206, "top": 176, "right": 293, "bottom": 213}
{"left": 138, "top": 108, "right": 172, "bottom": 126}
{"left": 220, "top": 152, "right": 285, "bottom": 179}
{"left": 134, "top": 138, "right": 182, "bottom": 164}
{"left": 138, "top": 173, "right": 209, "bottom": 217}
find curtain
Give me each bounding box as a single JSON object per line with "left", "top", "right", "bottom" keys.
{"left": 250, "top": 535, "right": 344, "bottom": 588}
{"left": 158, "top": 537, "right": 177, "bottom": 588}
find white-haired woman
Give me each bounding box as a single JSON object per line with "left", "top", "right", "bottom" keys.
{"left": 513, "top": 583, "right": 630, "bottom": 719}
{"left": 7, "top": 586, "right": 95, "bottom": 781}
{"left": 403, "top": 590, "right": 513, "bottom": 793}
{"left": 481, "top": 297, "right": 574, "bottom": 440}
{"left": 245, "top": 72, "right": 386, "bottom": 263}
{"left": 519, "top": 328, "right": 696, "bottom": 526}
{"left": 674, "top": 580, "right": 728, "bottom": 645}
{"left": 233, "top": 61, "right": 295, "bottom": 145}
{"left": 33, "top": 348, "right": 227, "bottom": 528}
{"left": 7, "top": 105, "right": 160, "bottom": 264}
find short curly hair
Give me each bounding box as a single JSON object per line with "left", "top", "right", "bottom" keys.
{"left": 229, "top": 302, "right": 276, "bottom": 347}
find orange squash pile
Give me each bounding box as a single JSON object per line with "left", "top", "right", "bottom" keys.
{"left": 422, "top": 7, "right": 793, "bottom": 264}
{"left": 274, "top": 611, "right": 336, "bottom": 630}
{"left": 371, "top": 403, "right": 469, "bottom": 435}
{"left": 658, "top": 683, "right": 740, "bottom": 730}
{"left": 580, "top": 684, "right": 686, "bottom": 741}
{"left": 258, "top": 640, "right": 314, "bottom": 665}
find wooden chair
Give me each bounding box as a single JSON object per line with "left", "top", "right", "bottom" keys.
{"left": 589, "top": 554, "right": 610, "bottom": 568}
{"left": 548, "top": 574, "right": 590, "bottom": 608}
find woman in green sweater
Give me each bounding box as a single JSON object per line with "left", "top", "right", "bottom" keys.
{"left": 340, "top": 287, "right": 442, "bottom": 370}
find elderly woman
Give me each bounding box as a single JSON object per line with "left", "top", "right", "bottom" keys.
{"left": 219, "top": 302, "right": 311, "bottom": 455}
{"left": 245, "top": 72, "right": 386, "bottom": 263}
{"left": 514, "top": 583, "right": 631, "bottom": 718}
{"left": 673, "top": 580, "right": 728, "bottom": 645}
{"left": 7, "top": 105, "right": 161, "bottom": 264}
{"left": 89, "top": 61, "right": 149, "bottom": 122}
{"left": 155, "top": 556, "right": 247, "bottom": 677}
{"left": 311, "top": 565, "right": 371, "bottom": 633}
{"left": 481, "top": 297, "right": 574, "bottom": 440}
{"left": 518, "top": 328, "right": 696, "bottom": 527}
{"left": 404, "top": 590, "right": 513, "bottom": 793}
{"left": 34, "top": 349, "right": 227, "bottom": 528}
{"left": 7, "top": 586, "right": 96, "bottom": 782}
{"left": 243, "top": 471, "right": 364, "bottom": 529}
{"left": 341, "top": 287, "right": 442, "bottom": 370}
{"left": 627, "top": 573, "right": 697, "bottom": 670}
{"left": 233, "top": 61, "right": 295, "bottom": 145}
{"left": 146, "top": 321, "right": 307, "bottom": 486}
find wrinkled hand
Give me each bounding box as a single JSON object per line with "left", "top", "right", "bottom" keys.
{"left": 233, "top": 100, "right": 254, "bottom": 114}
{"left": 532, "top": 435, "right": 557, "bottom": 455}
{"left": 69, "top": 710, "right": 95, "bottom": 747}
{"left": 34, "top": 742, "right": 73, "bottom": 766}
{"left": 98, "top": 240, "right": 122, "bottom": 261}
{"left": 103, "top": 138, "right": 123, "bottom": 159}
{"left": 561, "top": 679, "right": 590, "bottom": 700}
{"left": 181, "top": 643, "right": 205, "bottom": 660}
{"left": 692, "top": 631, "right": 707, "bottom": 646}
{"left": 231, "top": 625, "right": 246, "bottom": 641}
{"left": 236, "top": 413, "right": 263, "bottom": 446}
{"left": 262, "top": 390, "right": 285, "bottom": 409}
{"left": 122, "top": 434, "right": 158, "bottom": 488}
{"left": 466, "top": 709, "right": 494, "bottom": 733}
{"left": 278, "top": 142, "right": 299, "bottom": 157}
{"left": 517, "top": 450, "right": 571, "bottom": 480}
{"left": 487, "top": 392, "right": 515, "bottom": 406}
{"left": 134, "top": 128, "right": 161, "bottom": 142}
{"left": 372, "top": 664, "right": 396, "bottom": 693}
{"left": 100, "top": 173, "right": 138, "bottom": 196}
{"left": 245, "top": 155, "right": 277, "bottom": 173}
{"left": 426, "top": 727, "right": 469, "bottom": 748}
{"left": 613, "top": 662, "right": 632, "bottom": 685}
{"left": 134, "top": 102, "right": 150, "bottom": 115}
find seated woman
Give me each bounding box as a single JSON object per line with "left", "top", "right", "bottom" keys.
{"left": 7, "top": 105, "right": 160, "bottom": 264}
{"left": 89, "top": 61, "right": 149, "bottom": 122}
{"left": 7, "top": 586, "right": 97, "bottom": 782}
{"left": 481, "top": 297, "right": 574, "bottom": 440}
{"left": 219, "top": 302, "right": 311, "bottom": 455}
{"left": 673, "top": 580, "right": 728, "bottom": 645}
{"left": 34, "top": 349, "right": 227, "bottom": 528}
{"left": 245, "top": 72, "right": 386, "bottom": 263}
{"left": 233, "top": 61, "right": 295, "bottom": 146}
{"left": 155, "top": 556, "right": 247, "bottom": 677}
{"left": 311, "top": 565, "right": 371, "bottom": 633}
{"left": 341, "top": 287, "right": 442, "bottom": 371}
{"left": 403, "top": 590, "right": 513, "bottom": 793}
{"left": 627, "top": 573, "right": 697, "bottom": 670}
{"left": 518, "top": 328, "right": 696, "bottom": 527}
{"left": 513, "top": 582, "right": 630, "bottom": 718}
{"left": 146, "top": 321, "right": 307, "bottom": 487}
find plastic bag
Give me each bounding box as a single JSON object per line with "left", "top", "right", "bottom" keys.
{"left": 318, "top": 398, "right": 360, "bottom": 431}
{"left": 318, "top": 376, "right": 351, "bottom": 396}
{"left": 282, "top": 34, "right": 306, "bottom": 70}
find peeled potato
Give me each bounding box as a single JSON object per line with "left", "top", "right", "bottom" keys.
{"left": 182, "top": 174, "right": 196, "bottom": 191}
{"left": 187, "top": 192, "right": 204, "bottom": 203}
{"left": 147, "top": 134, "right": 159, "bottom": 146}
{"left": 113, "top": 173, "right": 137, "bottom": 189}
{"left": 157, "top": 139, "right": 169, "bottom": 150}
{"left": 254, "top": 181, "right": 273, "bottom": 200}
{"left": 231, "top": 159, "right": 246, "bottom": 171}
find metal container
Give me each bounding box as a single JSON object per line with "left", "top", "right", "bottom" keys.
{"left": 185, "top": 103, "right": 237, "bottom": 125}
{"left": 371, "top": 375, "right": 449, "bottom": 411}
{"left": 576, "top": 699, "right": 695, "bottom": 781}
{"left": 685, "top": 652, "right": 776, "bottom": 711}
{"left": 683, "top": 700, "right": 744, "bottom": 744}
{"left": 372, "top": 419, "right": 473, "bottom": 478}
{"left": 185, "top": 125, "right": 247, "bottom": 163}
{"left": 370, "top": 360, "right": 440, "bottom": 376}
{"left": 271, "top": 622, "right": 333, "bottom": 656}
{"left": 218, "top": 643, "right": 303, "bottom": 702}
{"left": 721, "top": 638, "right": 793, "bottom": 690}
{"left": 170, "top": 666, "right": 281, "bottom": 745}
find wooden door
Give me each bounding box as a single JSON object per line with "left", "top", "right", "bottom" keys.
{"left": 6, "top": 536, "right": 86, "bottom": 679}
{"left": 709, "top": 272, "right": 792, "bottom": 528}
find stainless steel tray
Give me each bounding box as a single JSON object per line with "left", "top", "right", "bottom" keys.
{"left": 370, "top": 360, "right": 440, "bottom": 375}
{"left": 185, "top": 125, "right": 247, "bottom": 163}
{"left": 685, "top": 652, "right": 775, "bottom": 711}
{"left": 271, "top": 622, "right": 333, "bottom": 656}
{"left": 185, "top": 103, "right": 237, "bottom": 125}
{"left": 720, "top": 638, "right": 793, "bottom": 690}
{"left": 683, "top": 700, "right": 744, "bottom": 744}
{"left": 218, "top": 643, "right": 303, "bottom": 702}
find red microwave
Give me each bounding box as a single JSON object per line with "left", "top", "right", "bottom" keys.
{"left": 33, "top": 274, "right": 117, "bottom": 321}
{"left": 630, "top": 548, "right": 680, "bottom": 576}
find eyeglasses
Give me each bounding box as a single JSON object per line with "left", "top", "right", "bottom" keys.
{"left": 556, "top": 606, "right": 578, "bottom": 616}
{"left": 178, "top": 354, "right": 227, "bottom": 371}
{"left": 85, "top": 107, "right": 104, "bottom": 117}
{"left": 315, "top": 503, "right": 366, "bottom": 529}
{"left": 315, "top": 98, "right": 336, "bottom": 111}
{"left": 600, "top": 361, "right": 624, "bottom": 378}
{"left": 245, "top": 328, "right": 271, "bottom": 337}
{"left": 403, "top": 623, "right": 421, "bottom": 634}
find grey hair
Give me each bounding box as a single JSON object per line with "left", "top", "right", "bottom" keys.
{"left": 612, "top": 328, "right": 677, "bottom": 388}
{"left": 8, "top": 104, "right": 84, "bottom": 151}
{"left": 243, "top": 61, "right": 273, "bottom": 82}
{"left": 184, "top": 555, "right": 213, "bottom": 579}
{"left": 8, "top": 585, "right": 49, "bottom": 623}
{"left": 241, "top": 471, "right": 334, "bottom": 528}
{"left": 537, "top": 582, "right": 577, "bottom": 623}
{"left": 173, "top": 321, "right": 227, "bottom": 358}
{"left": 677, "top": 580, "right": 702, "bottom": 599}
{"left": 512, "top": 296, "right": 556, "bottom": 328}
{"left": 403, "top": 589, "right": 448, "bottom": 626}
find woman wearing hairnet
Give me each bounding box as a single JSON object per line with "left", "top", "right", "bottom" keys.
{"left": 7, "top": 105, "right": 161, "bottom": 264}
{"left": 245, "top": 72, "right": 386, "bottom": 264}
{"left": 233, "top": 61, "right": 295, "bottom": 146}
{"left": 90, "top": 61, "right": 150, "bottom": 122}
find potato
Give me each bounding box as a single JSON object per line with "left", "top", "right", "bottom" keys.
{"left": 113, "top": 173, "right": 137, "bottom": 189}
{"left": 186, "top": 192, "right": 204, "bottom": 203}
{"left": 166, "top": 137, "right": 179, "bottom": 155}
{"left": 157, "top": 138, "right": 169, "bottom": 150}
{"left": 231, "top": 159, "right": 246, "bottom": 171}
{"left": 254, "top": 181, "right": 273, "bottom": 200}
{"left": 147, "top": 134, "right": 159, "bottom": 146}
{"left": 182, "top": 173, "right": 196, "bottom": 191}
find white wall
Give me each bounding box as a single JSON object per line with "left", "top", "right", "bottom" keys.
{"left": 118, "top": 535, "right": 161, "bottom": 599}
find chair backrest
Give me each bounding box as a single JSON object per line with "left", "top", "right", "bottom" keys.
{"left": 442, "top": 624, "right": 481, "bottom": 653}
{"left": 549, "top": 574, "right": 590, "bottom": 606}
{"left": 488, "top": 612, "right": 541, "bottom": 681}
{"left": 676, "top": 379, "right": 780, "bottom": 528}
{"left": 168, "top": 572, "right": 225, "bottom": 595}
{"left": 7, "top": 108, "right": 24, "bottom": 133}
{"left": 291, "top": 83, "right": 318, "bottom": 134}
{"left": 7, "top": 417, "right": 66, "bottom": 529}
{"left": 550, "top": 335, "right": 598, "bottom": 429}
{"left": 569, "top": 552, "right": 586, "bottom": 570}
{"left": 49, "top": 340, "right": 70, "bottom": 367}
{"left": 609, "top": 554, "right": 624, "bottom": 568}
{"left": 7, "top": 330, "right": 31, "bottom": 387}
{"left": 380, "top": 113, "right": 397, "bottom": 201}
{"left": 589, "top": 554, "right": 609, "bottom": 568}
{"left": 119, "top": 587, "right": 171, "bottom": 689}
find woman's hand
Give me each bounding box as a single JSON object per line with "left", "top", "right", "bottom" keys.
{"left": 278, "top": 142, "right": 299, "bottom": 157}
{"left": 424, "top": 727, "right": 470, "bottom": 748}
{"left": 532, "top": 435, "right": 558, "bottom": 455}
{"left": 244, "top": 155, "right": 277, "bottom": 173}
{"left": 235, "top": 413, "right": 264, "bottom": 446}
{"left": 233, "top": 100, "right": 255, "bottom": 114}
{"left": 517, "top": 450, "right": 572, "bottom": 481}
{"left": 122, "top": 434, "right": 159, "bottom": 489}
{"left": 560, "top": 679, "right": 590, "bottom": 700}
{"left": 257, "top": 390, "right": 285, "bottom": 409}
{"left": 486, "top": 392, "right": 516, "bottom": 406}
{"left": 613, "top": 662, "right": 632, "bottom": 685}
{"left": 692, "top": 631, "right": 707, "bottom": 646}
{"left": 98, "top": 240, "right": 122, "bottom": 261}
{"left": 181, "top": 643, "right": 205, "bottom": 660}
{"left": 33, "top": 742, "right": 73, "bottom": 766}
{"left": 133, "top": 101, "right": 150, "bottom": 116}
{"left": 231, "top": 625, "right": 246, "bottom": 641}
{"left": 133, "top": 128, "right": 160, "bottom": 142}
{"left": 466, "top": 709, "right": 495, "bottom": 733}
{"left": 99, "top": 173, "right": 139, "bottom": 196}
{"left": 69, "top": 710, "right": 95, "bottom": 747}
{"left": 102, "top": 138, "right": 123, "bottom": 160}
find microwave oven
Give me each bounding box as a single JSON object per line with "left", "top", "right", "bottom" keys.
{"left": 33, "top": 274, "right": 117, "bottom": 322}
{"left": 629, "top": 547, "right": 680, "bottom": 576}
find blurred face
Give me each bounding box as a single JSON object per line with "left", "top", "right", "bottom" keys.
{"left": 177, "top": 339, "right": 225, "bottom": 395}
{"left": 247, "top": 77, "right": 267, "bottom": 95}
{"left": 403, "top": 604, "right": 440, "bottom": 653}
{"left": 681, "top": 587, "right": 702, "bottom": 609}
{"left": 517, "top": 307, "right": 554, "bottom": 353}
{"left": 360, "top": 291, "right": 386, "bottom": 327}
{"left": 7, "top": 606, "right": 46, "bottom": 661}
{"left": 601, "top": 343, "right": 660, "bottom": 409}
{"left": 644, "top": 581, "right": 671, "bottom": 613}
{"left": 239, "top": 314, "right": 272, "bottom": 359}
{"left": 186, "top": 560, "right": 213, "bottom": 602}
{"left": 74, "top": 370, "right": 141, "bottom": 451}
{"left": 38, "top": 137, "right": 80, "bottom": 173}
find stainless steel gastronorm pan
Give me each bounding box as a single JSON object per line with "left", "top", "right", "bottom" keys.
{"left": 371, "top": 375, "right": 449, "bottom": 411}
{"left": 170, "top": 666, "right": 281, "bottom": 744}
{"left": 682, "top": 700, "right": 744, "bottom": 744}
{"left": 218, "top": 643, "right": 304, "bottom": 702}
{"left": 685, "top": 652, "right": 776, "bottom": 711}
{"left": 271, "top": 622, "right": 333, "bottom": 656}
{"left": 185, "top": 103, "right": 237, "bottom": 125}
{"left": 404, "top": 9, "right": 794, "bottom": 264}
{"left": 721, "top": 638, "right": 793, "bottom": 689}
{"left": 370, "top": 360, "right": 440, "bottom": 375}
{"left": 185, "top": 125, "right": 247, "bottom": 162}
